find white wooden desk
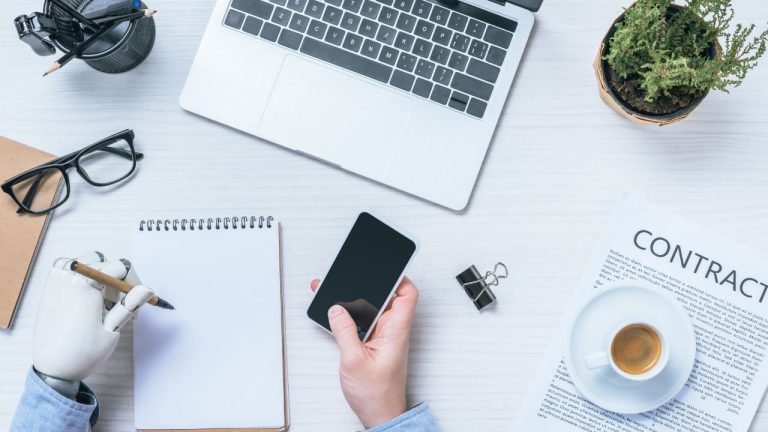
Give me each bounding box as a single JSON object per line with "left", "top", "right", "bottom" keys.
{"left": 1, "top": 0, "right": 767, "bottom": 430}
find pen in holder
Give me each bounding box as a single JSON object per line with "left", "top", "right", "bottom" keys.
{"left": 43, "top": 0, "right": 155, "bottom": 73}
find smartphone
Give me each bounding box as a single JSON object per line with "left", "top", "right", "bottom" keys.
{"left": 307, "top": 212, "right": 418, "bottom": 341}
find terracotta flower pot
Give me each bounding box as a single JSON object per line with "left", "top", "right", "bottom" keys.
{"left": 594, "top": 3, "right": 721, "bottom": 126}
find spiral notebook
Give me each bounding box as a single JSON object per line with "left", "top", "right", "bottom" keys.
{"left": 132, "top": 216, "right": 287, "bottom": 432}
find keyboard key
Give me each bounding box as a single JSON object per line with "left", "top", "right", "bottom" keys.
{"left": 393, "top": 0, "right": 413, "bottom": 12}
{"left": 286, "top": 0, "right": 306, "bottom": 11}
{"left": 466, "top": 19, "right": 485, "bottom": 38}
{"left": 414, "top": 20, "right": 434, "bottom": 40}
{"left": 359, "top": 19, "right": 378, "bottom": 37}
{"left": 486, "top": 46, "right": 506, "bottom": 66}
{"left": 428, "top": 5, "right": 448, "bottom": 25}
{"left": 466, "top": 98, "right": 487, "bottom": 118}
{"left": 289, "top": 14, "right": 309, "bottom": 32}
{"left": 322, "top": 6, "right": 343, "bottom": 25}
{"left": 361, "top": 0, "right": 380, "bottom": 19}
{"left": 260, "top": 22, "right": 281, "bottom": 41}
{"left": 378, "top": 0, "right": 393, "bottom": 6}
{"left": 270, "top": 0, "right": 287, "bottom": 6}
{"left": 395, "top": 13, "right": 416, "bottom": 32}
{"left": 305, "top": 0, "right": 324, "bottom": 18}
{"left": 412, "top": 0, "right": 431, "bottom": 18}
{"left": 342, "top": 0, "right": 362, "bottom": 13}
{"left": 390, "top": 70, "right": 415, "bottom": 91}
{"left": 431, "top": 27, "right": 452, "bottom": 46}
{"left": 448, "top": 52, "right": 468, "bottom": 70}
{"left": 430, "top": 45, "right": 450, "bottom": 64}
{"left": 278, "top": 28, "right": 303, "bottom": 48}
{"left": 412, "top": 78, "right": 432, "bottom": 98}
{"left": 378, "top": 6, "right": 398, "bottom": 25}
{"left": 242, "top": 16, "right": 264, "bottom": 35}
{"left": 430, "top": 84, "right": 450, "bottom": 104}
{"left": 225, "top": 10, "right": 246, "bottom": 29}
{"left": 271, "top": 7, "right": 292, "bottom": 26}
{"left": 467, "top": 58, "right": 499, "bottom": 83}
{"left": 301, "top": 36, "right": 393, "bottom": 82}
{"left": 433, "top": 65, "right": 452, "bottom": 85}
{"left": 448, "top": 91, "right": 469, "bottom": 111}
{"left": 343, "top": 33, "right": 363, "bottom": 51}
{"left": 307, "top": 19, "right": 328, "bottom": 38}
{"left": 447, "top": 12, "right": 467, "bottom": 32}
{"left": 326, "top": 0, "right": 342, "bottom": 6}
{"left": 396, "top": 52, "right": 417, "bottom": 72}
{"left": 412, "top": 38, "right": 432, "bottom": 57}
{"left": 375, "top": 25, "right": 396, "bottom": 44}
{"left": 379, "top": 45, "right": 399, "bottom": 65}
{"left": 414, "top": 58, "right": 435, "bottom": 78}
{"left": 232, "top": 0, "right": 274, "bottom": 19}
{"left": 394, "top": 32, "right": 415, "bottom": 51}
{"left": 361, "top": 38, "right": 381, "bottom": 58}
{"left": 324, "top": 26, "right": 346, "bottom": 45}
{"left": 341, "top": 12, "right": 361, "bottom": 31}
{"left": 451, "top": 72, "right": 492, "bottom": 100}
{"left": 483, "top": 26, "right": 512, "bottom": 48}
{"left": 468, "top": 39, "right": 488, "bottom": 59}
{"left": 450, "top": 33, "right": 469, "bottom": 52}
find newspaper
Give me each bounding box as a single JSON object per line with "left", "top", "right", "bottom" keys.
{"left": 516, "top": 195, "right": 768, "bottom": 432}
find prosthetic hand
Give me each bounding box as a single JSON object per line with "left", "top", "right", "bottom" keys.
{"left": 33, "top": 252, "right": 155, "bottom": 399}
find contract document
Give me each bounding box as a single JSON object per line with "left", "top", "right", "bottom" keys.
{"left": 516, "top": 195, "right": 768, "bottom": 432}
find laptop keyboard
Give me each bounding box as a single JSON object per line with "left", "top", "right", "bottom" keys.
{"left": 224, "top": 0, "right": 517, "bottom": 118}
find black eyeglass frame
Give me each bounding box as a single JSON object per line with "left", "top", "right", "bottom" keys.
{"left": 1, "top": 129, "right": 143, "bottom": 215}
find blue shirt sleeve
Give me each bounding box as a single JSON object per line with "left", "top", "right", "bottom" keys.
{"left": 365, "top": 403, "right": 440, "bottom": 432}
{"left": 11, "top": 368, "right": 99, "bottom": 432}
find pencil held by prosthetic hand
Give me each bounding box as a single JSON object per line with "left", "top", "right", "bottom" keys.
{"left": 33, "top": 252, "right": 168, "bottom": 394}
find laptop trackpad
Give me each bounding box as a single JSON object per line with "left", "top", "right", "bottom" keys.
{"left": 258, "top": 55, "right": 411, "bottom": 171}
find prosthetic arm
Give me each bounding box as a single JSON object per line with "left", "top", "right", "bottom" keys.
{"left": 33, "top": 252, "right": 155, "bottom": 399}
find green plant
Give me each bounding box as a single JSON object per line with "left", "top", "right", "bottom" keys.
{"left": 604, "top": 0, "right": 768, "bottom": 105}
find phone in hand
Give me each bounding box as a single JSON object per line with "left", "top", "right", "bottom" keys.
{"left": 307, "top": 212, "right": 418, "bottom": 341}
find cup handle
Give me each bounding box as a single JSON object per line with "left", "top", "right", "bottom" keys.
{"left": 584, "top": 352, "right": 610, "bottom": 370}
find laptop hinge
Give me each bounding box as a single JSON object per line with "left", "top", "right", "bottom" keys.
{"left": 503, "top": 0, "right": 542, "bottom": 12}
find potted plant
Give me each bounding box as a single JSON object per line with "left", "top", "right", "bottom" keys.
{"left": 595, "top": 0, "right": 768, "bottom": 126}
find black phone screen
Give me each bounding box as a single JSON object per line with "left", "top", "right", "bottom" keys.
{"left": 307, "top": 212, "right": 417, "bottom": 340}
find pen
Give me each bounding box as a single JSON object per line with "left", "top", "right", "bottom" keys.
{"left": 84, "top": 0, "right": 142, "bottom": 19}
{"left": 70, "top": 260, "right": 175, "bottom": 310}
{"left": 43, "top": 21, "right": 118, "bottom": 76}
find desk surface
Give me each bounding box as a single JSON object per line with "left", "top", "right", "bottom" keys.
{"left": 1, "top": 0, "right": 768, "bottom": 430}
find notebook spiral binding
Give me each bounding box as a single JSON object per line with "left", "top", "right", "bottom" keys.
{"left": 139, "top": 216, "right": 274, "bottom": 232}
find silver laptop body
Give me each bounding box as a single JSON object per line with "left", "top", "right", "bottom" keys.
{"left": 181, "top": 0, "right": 536, "bottom": 210}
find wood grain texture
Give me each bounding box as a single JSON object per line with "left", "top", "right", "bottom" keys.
{"left": 1, "top": 0, "right": 767, "bottom": 430}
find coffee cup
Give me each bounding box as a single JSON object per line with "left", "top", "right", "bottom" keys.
{"left": 584, "top": 322, "right": 669, "bottom": 382}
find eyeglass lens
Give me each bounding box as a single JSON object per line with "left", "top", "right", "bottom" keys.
{"left": 78, "top": 138, "right": 136, "bottom": 185}
{"left": 10, "top": 168, "right": 68, "bottom": 213}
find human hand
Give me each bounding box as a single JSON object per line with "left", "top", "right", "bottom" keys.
{"left": 310, "top": 277, "right": 419, "bottom": 429}
{"left": 34, "top": 252, "right": 155, "bottom": 382}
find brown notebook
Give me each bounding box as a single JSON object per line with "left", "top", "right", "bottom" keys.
{"left": 0, "top": 137, "right": 61, "bottom": 329}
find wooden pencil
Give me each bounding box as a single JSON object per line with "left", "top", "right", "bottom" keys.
{"left": 70, "top": 260, "right": 175, "bottom": 310}
{"left": 43, "top": 21, "right": 118, "bottom": 76}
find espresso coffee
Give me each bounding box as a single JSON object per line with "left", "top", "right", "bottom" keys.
{"left": 611, "top": 324, "right": 662, "bottom": 375}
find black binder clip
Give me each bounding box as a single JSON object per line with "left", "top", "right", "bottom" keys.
{"left": 456, "top": 262, "right": 508, "bottom": 310}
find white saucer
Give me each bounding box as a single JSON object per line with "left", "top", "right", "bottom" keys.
{"left": 563, "top": 281, "right": 696, "bottom": 414}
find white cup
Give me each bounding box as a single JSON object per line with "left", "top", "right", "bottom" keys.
{"left": 584, "top": 322, "right": 669, "bottom": 382}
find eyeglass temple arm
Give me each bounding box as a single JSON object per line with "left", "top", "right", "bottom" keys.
{"left": 99, "top": 146, "right": 143, "bottom": 160}
{"left": 16, "top": 171, "right": 46, "bottom": 213}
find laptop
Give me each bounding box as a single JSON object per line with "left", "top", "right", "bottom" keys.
{"left": 181, "top": 0, "right": 540, "bottom": 210}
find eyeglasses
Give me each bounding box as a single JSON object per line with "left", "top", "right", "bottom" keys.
{"left": 1, "top": 129, "right": 143, "bottom": 215}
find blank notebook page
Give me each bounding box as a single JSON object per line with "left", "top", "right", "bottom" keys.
{"left": 132, "top": 219, "right": 285, "bottom": 430}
